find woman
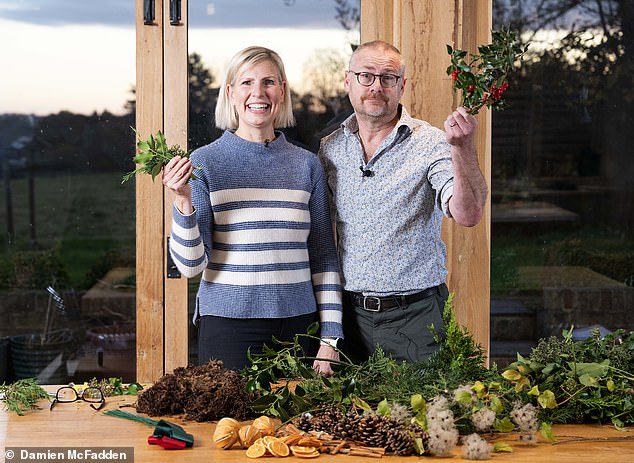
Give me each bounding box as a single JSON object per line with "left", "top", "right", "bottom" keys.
{"left": 162, "top": 46, "right": 341, "bottom": 375}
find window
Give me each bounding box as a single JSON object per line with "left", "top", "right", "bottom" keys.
{"left": 0, "top": 2, "right": 136, "bottom": 384}
{"left": 491, "top": 0, "right": 634, "bottom": 366}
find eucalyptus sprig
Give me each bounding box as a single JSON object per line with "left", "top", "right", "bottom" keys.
{"left": 0, "top": 378, "right": 49, "bottom": 415}
{"left": 446, "top": 26, "right": 528, "bottom": 114}
{"left": 121, "top": 128, "right": 197, "bottom": 184}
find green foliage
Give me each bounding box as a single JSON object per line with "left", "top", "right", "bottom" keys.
{"left": 242, "top": 296, "right": 634, "bottom": 436}
{"left": 503, "top": 328, "right": 634, "bottom": 427}
{"left": 0, "top": 378, "right": 49, "bottom": 415}
{"left": 242, "top": 295, "right": 497, "bottom": 429}
{"left": 446, "top": 27, "right": 528, "bottom": 114}
{"left": 122, "top": 129, "right": 197, "bottom": 183}
{"left": 88, "top": 377, "right": 144, "bottom": 397}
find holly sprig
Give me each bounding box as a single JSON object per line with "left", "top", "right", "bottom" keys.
{"left": 446, "top": 27, "right": 528, "bottom": 115}
{"left": 122, "top": 128, "right": 197, "bottom": 184}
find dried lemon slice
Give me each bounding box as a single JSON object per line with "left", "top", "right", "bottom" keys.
{"left": 246, "top": 442, "right": 267, "bottom": 459}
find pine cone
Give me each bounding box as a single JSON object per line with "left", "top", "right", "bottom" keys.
{"left": 358, "top": 414, "right": 388, "bottom": 447}
{"left": 332, "top": 409, "right": 361, "bottom": 440}
{"left": 311, "top": 405, "right": 343, "bottom": 433}
{"left": 385, "top": 427, "right": 414, "bottom": 455}
{"left": 294, "top": 414, "right": 313, "bottom": 432}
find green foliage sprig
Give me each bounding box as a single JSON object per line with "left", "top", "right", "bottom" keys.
{"left": 241, "top": 295, "right": 495, "bottom": 424}
{"left": 87, "top": 377, "right": 144, "bottom": 396}
{"left": 241, "top": 294, "right": 634, "bottom": 443}
{"left": 121, "top": 128, "right": 197, "bottom": 184}
{"left": 502, "top": 327, "right": 634, "bottom": 428}
{"left": 446, "top": 27, "right": 528, "bottom": 114}
{"left": 0, "top": 378, "right": 50, "bottom": 415}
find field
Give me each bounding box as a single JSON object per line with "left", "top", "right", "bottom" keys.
{"left": 0, "top": 171, "right": 135, "bottom": 289}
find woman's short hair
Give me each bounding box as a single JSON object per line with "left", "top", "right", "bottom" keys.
{"left": 215, "top": 46, "right": 295, "bottom": 130}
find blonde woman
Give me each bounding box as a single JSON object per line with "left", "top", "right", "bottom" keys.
{"left": 162, "top": 46, "right": 342, "bottom": 375}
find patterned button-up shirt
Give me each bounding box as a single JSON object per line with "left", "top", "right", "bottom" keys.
{"left": 318, "top": 106, "right": 454, "bottom": 296}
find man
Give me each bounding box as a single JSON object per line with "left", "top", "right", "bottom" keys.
{"left": 316, "top": 40, "right": 487, "bottom": 365}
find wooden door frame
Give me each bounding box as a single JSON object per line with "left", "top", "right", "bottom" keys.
{"left": 135, "top": 0, "right": 188, "bottom": 383}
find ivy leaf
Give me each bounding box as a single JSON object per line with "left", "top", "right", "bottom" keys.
{"left": 412, "top": 436, "right": 426, "bottom": 455}
{"left": 607, "top": 379, "right": 615, "bottom": 392}
{"left": 537, "top": 390, "right": 557, "bottom": 409}
{"left": 528, "top": 385, "right": 540, "bottom": 396}
{"left": 411, "top": 393, "right": 425, "bottom": 413}
{"left": 494, "top": 417, "right": 515, "bottom": 433}
{"left": 540, "top": 422, "right": 556, "bottom": 442}
{"left": 411, "top": 410, "right": 426, "bottom": 429}
{"left": 515, "top": 375, "right": 530, "bottom": 393}
{"left": 490, "top": 395, "right": 504, "bottom": 414}
{"left": 456, "top": 390, "right": 473, "bottom": 404}
{"left": 493, "top": 442, "right": 513, "bottom": 453}
{"left": 502, "top": 369, "right": 522, "bottom": 381}
{"left": 377, "top": 398, "right": 390, "bottom": 417}
{"left": 472, "top": 380, "right": 486, "bottom": 398}
{"left": 353, "top": 397, "right": 373, "bottom": 412}
{"left": 579, "top": 373, "right": 598, "bottom": 387}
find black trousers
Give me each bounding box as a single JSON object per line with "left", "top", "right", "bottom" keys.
{"left": 339, "top": 284, "right": 449, "bottom": 364}
{"left": 197, "top": 312, "right": 316, "bottom": 370}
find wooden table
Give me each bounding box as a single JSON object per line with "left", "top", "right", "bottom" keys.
{"left": 1, "top": 392, "right": 633, "bottom": 462}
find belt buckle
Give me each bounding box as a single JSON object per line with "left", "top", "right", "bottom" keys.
{"left": 363, "top": 296, "right": 381, "bottom": 312}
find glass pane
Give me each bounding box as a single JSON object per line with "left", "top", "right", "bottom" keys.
{"left": 491, "top": 1, "right": 634, "bottom": 367}
{"left": 187, "top": 0, "right": 359, "bottom": 364}
{"left": 0, "top": 2, "right": 136, "bottom": 384}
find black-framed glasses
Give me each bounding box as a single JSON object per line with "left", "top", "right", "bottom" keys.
{"left": 50, "top": 386, "right": 105, "bottom": 411}
{"left": 348, "top": 70, "right": 401, "bottom": 88}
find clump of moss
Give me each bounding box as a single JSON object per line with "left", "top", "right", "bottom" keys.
{"left": 135, "top": 360, "right": 254, "bottom": 421}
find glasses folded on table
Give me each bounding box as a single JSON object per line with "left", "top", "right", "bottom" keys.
{"left": 50, "top": 386, "right": 105, "bottom": 411}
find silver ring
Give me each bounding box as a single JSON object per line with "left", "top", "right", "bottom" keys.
{"left": 450, "top": 123, "right": 457, "bottom": 127}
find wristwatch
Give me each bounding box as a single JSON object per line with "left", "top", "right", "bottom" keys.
{"left": 319, "top": 337, "right": 340, "bottom": 349}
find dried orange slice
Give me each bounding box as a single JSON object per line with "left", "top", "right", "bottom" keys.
{"left": 297, "top": 437, "right": 322, "bottom": 448}
{"left": 280, "top": 434, "right": 302, "bottom": 446}
{"left": 266, "top": 439, "right": 290, "bottom": 457}
{"left": 290, "top": 445, "right": 318, "bottom": 454}
{"left": 246, "top": 442, "right": 267, "bottom": 459}
{"left": 291, "top": 446, "right": 320, "bottom": 458}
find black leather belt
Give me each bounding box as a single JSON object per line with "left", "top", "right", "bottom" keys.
{"left": 345, "top": 285, "right": 440, "bottom": 312}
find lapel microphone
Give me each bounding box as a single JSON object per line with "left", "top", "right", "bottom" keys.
{"left": 264, "top": 139, "right": 270, "bottom": 147}
{"left": 360, "top": 166, "right": 374, "bottom": 177}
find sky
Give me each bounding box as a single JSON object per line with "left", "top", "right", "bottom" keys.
{"left": 0, "top": 0, "right": 357, "bottom": 116}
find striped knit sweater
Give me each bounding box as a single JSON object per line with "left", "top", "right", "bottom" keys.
{"left": 169, "top": 130, "right": 343, "bottom": 339}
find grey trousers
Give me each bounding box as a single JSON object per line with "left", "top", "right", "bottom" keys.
{"left": 340, "top": 284, "right": 449, "bottom": 364}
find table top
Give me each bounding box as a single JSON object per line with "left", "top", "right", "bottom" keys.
{"left": 1, "top": 391, "right": 633, "bottom": 462}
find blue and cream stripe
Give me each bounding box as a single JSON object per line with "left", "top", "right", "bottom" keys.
{"left": 169, "top": 130, "right": 343, "bottom": 339}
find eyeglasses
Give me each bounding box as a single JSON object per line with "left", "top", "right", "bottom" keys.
{"left": 50, "top": 386, "right": 105, "bottom": 411}
{"left": 348, "top": 71, "right": 401, "bottom": 88}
